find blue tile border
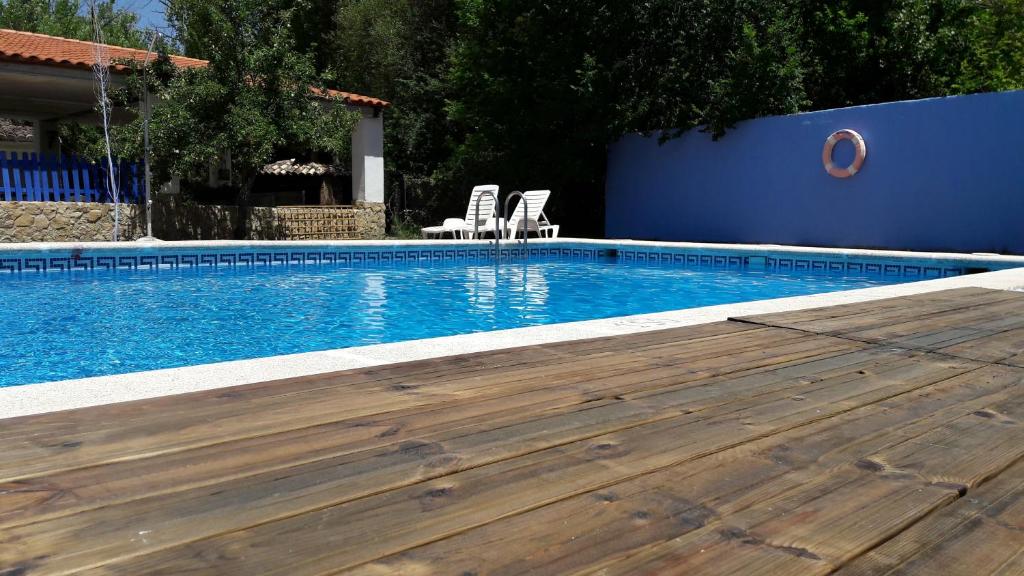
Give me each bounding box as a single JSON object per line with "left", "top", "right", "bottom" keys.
{"left": 0, "top": 246, "right": 613, "bottom": 274}
{"left": 0, "top": 244, "right": 996, "bottom": 279}
{"left": 615, "top": 249, "right": 968, "bottom": 278}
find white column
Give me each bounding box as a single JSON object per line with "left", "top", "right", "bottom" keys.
{"left": 351, "top": 108, "right": 384, "bottom": 204}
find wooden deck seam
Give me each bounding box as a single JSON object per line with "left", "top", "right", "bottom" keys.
{"left": 731, "top": 316, "right": 1024, "bottom": 369}
{"left": 0, "top": 335, "right": 871, "bottom": 534}
{"left": 52, "top": 358, "right": 992, "bottom": 575}
{"left": 4, "top": 290, "right": 1024, "bottom": 576}
{"left": 0, "top": 327, "right": 844, "bottom": 484}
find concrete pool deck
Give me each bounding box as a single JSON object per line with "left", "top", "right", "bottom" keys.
{"left": 1, "top": 239, "right": 1023, "bottom": 419}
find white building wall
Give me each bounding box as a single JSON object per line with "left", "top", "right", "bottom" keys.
{"left": 351, "top": 108, "right": 384, "bottom": 204}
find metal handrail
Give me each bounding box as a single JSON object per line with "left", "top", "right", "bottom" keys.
{"left": 472, "top": 189, "right": 501, "bottom": 255}
{"left": 503, "top": 191, "right": 529, "bottom": 251}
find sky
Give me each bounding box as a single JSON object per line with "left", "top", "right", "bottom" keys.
{"left": 115, "top": 0, "right": 169, "bottom": 32}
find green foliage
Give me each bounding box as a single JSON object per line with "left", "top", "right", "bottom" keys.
{"left": 330, "top": 0, "right": 458, "bottom": 218}
{"left": 386, "top": 209, "right": 425, "bottom": 239}
{"left": 0, "top": 0, "right": 150, "bottom": 48}
{"left": 956, "top": 0, "right": 1024, "bottom": 92}
{"left": 8, "top": 0, "right": 1024, "bottom": 237}
{"left": 796, "top": 0, "right": 1022, "bottom": 108}
{"left": 155, "top": 0, "right": 359, "bottom": 233}
{"left": 439, "top": 0, "right": 810, "bottom": 234}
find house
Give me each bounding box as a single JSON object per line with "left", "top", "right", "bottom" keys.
{"left": 0, "top": 28, "right": 389, "bottom": 206}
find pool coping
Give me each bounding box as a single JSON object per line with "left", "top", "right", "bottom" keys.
{"left": 2, "top": 238, "right": 1024, "bottom": 419}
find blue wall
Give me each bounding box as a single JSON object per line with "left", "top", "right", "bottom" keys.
{"left": 606, "top": 91, "right": 1024, "bottom": 254}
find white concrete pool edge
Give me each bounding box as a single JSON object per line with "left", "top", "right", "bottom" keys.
{"left": 3, "top": 263, "right": 1023, "bottom": 419}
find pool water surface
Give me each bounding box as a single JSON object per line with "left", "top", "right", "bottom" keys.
{"left": 0, "top": 257, "right": 908, "bottom": 387}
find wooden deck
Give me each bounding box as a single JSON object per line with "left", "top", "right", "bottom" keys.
{"left": 2, "top": 287, "right": 1023, "bottom": 575}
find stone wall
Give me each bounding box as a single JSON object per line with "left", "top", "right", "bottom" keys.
{"left": 0, "top": 199, "right": 387, "bottom": 243}
{"left": 353, "top": 201, "right": 386, "bottom": 239}
{"left": 0, "top": 201, "right": 143, "bottom": 242}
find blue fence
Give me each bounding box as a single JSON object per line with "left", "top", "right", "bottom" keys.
{"left": 606, "top": 90, "right": 1024, "bottom": 255}
{"left": 0, "top": 152, "right": 143, "bottom": 204}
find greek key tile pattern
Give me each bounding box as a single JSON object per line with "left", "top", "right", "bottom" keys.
{"left": 0, "top": 244, "right": 976, "bottom": 278}
{"left": 616, "top": 249, "right": 967, "bottom": 277}
{"left": 0, "top": 246, "right": 612, "bottom": 274}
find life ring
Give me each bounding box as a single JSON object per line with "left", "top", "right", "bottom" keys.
{"left": 822, "top": 129, "right": 866, "bottom": 178}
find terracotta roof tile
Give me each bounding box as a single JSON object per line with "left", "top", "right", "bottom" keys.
{"left": 0, "top": 118, "right": 32, "bottom": 142}
{"left": 0, "top": 28, "right": 205, "bottom": 71}
{"left": 0, "top": 28, "right": 389, "bottom": 108}
{"left": 260, "top": 158, "right": 338, "bottom": 176}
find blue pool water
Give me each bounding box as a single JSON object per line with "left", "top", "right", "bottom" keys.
{"left": 0, "top": 255, "right": 912, "bottom": 387}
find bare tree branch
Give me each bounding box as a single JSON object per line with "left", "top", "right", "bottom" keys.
{"left": 89, "top": 0, "right": 121, "bottom": 240}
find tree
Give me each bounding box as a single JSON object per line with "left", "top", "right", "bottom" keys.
{"left": 153, "top": 0, "right": 359, "bottom": 237}
{"left": 11, "top": 0, "right": 1023, "bottom": 240}
{"left": 329, "top": 0, "right": 459, "bottom": 223}
{"left": 0, "top": 0, "right": 150, "bottom": 48}
{"left": 442, "top": 0, "right": 807, "bottom": 235}
{"left": 794, "top": 0, "right": 1024, "bottom": 103}
{"left": 956, "top": 0, "right": 1024, "bottom": 92}
{"left": 87, "top": 0, "right": 121, "bottom": 239}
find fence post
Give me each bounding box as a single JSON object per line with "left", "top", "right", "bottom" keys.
{"left": 120, "top": 159, "right": 129, "bottom": 203}
{"left": 130, "top": 161, "right": 140, "bottom": 203}
{"left": 41, "top": 153, "right": 54, "bottom": 202}
{"left": 82, "top": 160, "right": 94, "bottom": 203}
{"left": 24, "top": 152, "right": 36, "bottom": 201}
{"left": 53, "top": 153, "right": 63, "bottom": 202}
{"left": 64, "top": 155, "right": 77, "bottom": 202}
{"left": 0, "top": 152, "right": 9, "bottom": 202}
{"left": 12, "top": 153, "right": 23, "bottom": 201}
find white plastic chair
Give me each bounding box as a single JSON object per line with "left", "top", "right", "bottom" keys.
{"left": 499, "top": 189, "right": 559, "bottom": 239}
{"left": 421, "top": 185, "right": 499, "bottom": 239}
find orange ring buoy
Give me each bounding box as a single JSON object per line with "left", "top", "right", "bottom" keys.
{"left": 822, "top": 129, "right": 866, "bottom": 178}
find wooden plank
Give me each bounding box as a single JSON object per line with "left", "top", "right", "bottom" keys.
{"left": 580, "top": 372, "right": 1024, "bottom": 575}
{"left": 0, "top": 325, "right": 779, "bottom": 449}
{"left": 26, "top": 152, "right": 39, "bottom": 201}
{"left": 0, "top": 152, "right": 10, "bottom": 201}
{"left": 0, "top": 343, "right": 882, "bottom": 531}
{"left": 938, "top": 326, "right": 1024, "bottom": 366}
{"left": 835, "top": 458, "right": 1024, "bottom": 576}
{"left": 129, "top": 161, "right": 140, "bottom": 203}
{"left": 40, "top": 153, "right": 55, "bottom": 201}
{"left": 343, "top": 365, "right": 1024, "bottom": 576}
{"left": 735, "top": 289, "right": 1022, "bottom": 337}
{"left": 12, "top": 152, "right": 24, "bottom": 201}
{"left": 840, "top": 296, "right": 1024, "bottom": 347}
{"left": 35, "top": 353, "right": 977, "bottom": 575}
{"left": 740, "top": 290, "right": 1024, "bottom": 366}
{"left": 0, "top": 321, "right": 756, "bottom": 434}
{"left": 0, "top": 340, "right": 893, "bottom": 573}
{"left": 0, "top": 326, "right": 837, "bottom": 482}
{"left": 80, "top": 160, "right": 92, "bottom": 202}
{"left": 4, "top": 290, "right": 1023, "bottom": 575}
{"left": 809, "top": 294, "right": 1022, "bottom": 342}
{"left": 588, "top": 468, "right": 959, "bottom": 576}
{"left": 860, "top": 391, "right": 1024, "bottom": 488}
{"left": 734, "top": 288, "right": 1012, "bottom": 330}
{"left": 68, "top": 156, "right": 82, "bottom": 203}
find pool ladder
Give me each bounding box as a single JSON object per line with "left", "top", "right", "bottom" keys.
{"left": 473, "top": 190, "right": 529, "bottom": 261}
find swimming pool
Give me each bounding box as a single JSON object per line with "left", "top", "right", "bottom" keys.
{"left": 0, "top": 241, "right": 1018, "bottom": 387}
